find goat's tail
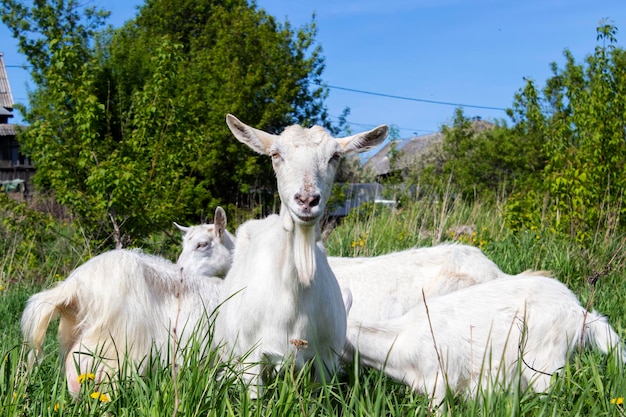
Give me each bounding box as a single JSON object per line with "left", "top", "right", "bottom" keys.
{"left": 21, "top": 278, "right": 80, "bottom": 368}
{"left": 584, "top": 310, "right": 626, "bottom": 363}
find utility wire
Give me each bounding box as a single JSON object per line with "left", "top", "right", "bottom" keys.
{"left": 8, "top": 62, "right": 507, "bottom": 111}
{"left": 325, "top": 84, "right": 508, "bottom": 111}
{"left": 328, "top": 115, "right": 433, "bottom": 134}
{"left": 5, "top": 61, "right": 505, "bottom": 132}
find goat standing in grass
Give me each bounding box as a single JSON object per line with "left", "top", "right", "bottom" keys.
{"left": 21, "top": 207, "right": 234, "bottom": 398}
{"left": 214, "top": 114, "right": 388, "bottom": 397}
{"left": 345, "top": 274, "right": 626, "bottom": 407}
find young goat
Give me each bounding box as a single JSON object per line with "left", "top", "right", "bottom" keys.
{"left": 175, "top": 206, "right": 235, "bottom": 278}
{"left": 345, "top": 274, "right": 625, "bottom": 406}
{"left": 214, "top": 114, "right": 388, "bottom": 397}
{"left": 21, "top": 207, "right": 233, "bottom": 398}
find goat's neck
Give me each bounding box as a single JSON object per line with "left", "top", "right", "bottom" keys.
{"left": 223, "top": 231, "right": 236, "bottom": 253}
{"left": 280, "top": 205, "right": 317, "bottom": 287}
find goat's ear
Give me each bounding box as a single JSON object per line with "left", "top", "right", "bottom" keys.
{"left": 337, "top": 124, "right": 388, "bottom": 154}
{"left": 174, "top": 222, "right": 189, "bottom": 235}
{"left": 226, "top": 114, "right": 277, "bottom": 155}
{"left": 214, "top": 206, "right": 227, "bottom": 238}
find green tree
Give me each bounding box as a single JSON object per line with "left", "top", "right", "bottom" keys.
{"left": 2, "top": 0, "right": 329, "bottom": 248}
{"left": 106, "top": 0, "right": 329, "bottom": 211}
{"left": 506, "top": 21, "right": 626, "bottom": 241}
{"left": 420, "top": 109, "right": 540, "bottom": 201}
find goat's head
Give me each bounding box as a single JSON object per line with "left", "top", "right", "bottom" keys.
{"left": 226, "top": 114, "right": 388, "bottom": 227}
{"left": 175, "top": 206, "right": 235, "bottom": 278}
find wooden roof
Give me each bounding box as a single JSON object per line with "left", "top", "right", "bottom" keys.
{"left": 364, "top": 119, "right": 495, "bottom": 177}
{"left": 0, "top": 124, "right": 20, "bottom": 136}
{"left": 0, "top": 52, "right": 15, "bottom": 112}
{"left": 364, "top": 131, "right": 443, "bottom": 177}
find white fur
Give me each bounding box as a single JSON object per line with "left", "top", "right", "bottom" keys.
{"left": 328, "top": 244, "right": 512, "bottom": 322}
{"left": 20, "top": 208, "right": 233, "bottom": 397}
{"left": 345, "top": 274, "right": 626, "bottom": 405}
{"left": 214, "top": 114, "right": 388, "bottom": 396}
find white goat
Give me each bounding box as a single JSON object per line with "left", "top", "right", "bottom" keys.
{"left": 345, "top": 274, "right": 625, "bottom": 406}
{"left": 21, "top": 207, "right": 233, "bottom": 398}
{"left": 214, "top": 114, "right": 388, "bottom": 396}
{"left": 175, "top": 206, "right": 235, "bottom": 278}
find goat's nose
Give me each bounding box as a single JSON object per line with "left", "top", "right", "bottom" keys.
{"left": 295, "top": 192, "right": 321, "bottom": 210}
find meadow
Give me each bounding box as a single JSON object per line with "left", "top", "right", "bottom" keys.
{"left": 1, "top": 192, "right": 625, "bottom": 416}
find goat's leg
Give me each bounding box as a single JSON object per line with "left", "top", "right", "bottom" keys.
{"left": 311, "top": 352, "right": 340, "bottom": 386}
{"left": 65, "top": 345, "right": 111, "bottom": 398}
{"left": 419, "top": 372, "right": 448, "bottom": 410}
{"left": 241, "top": 362, "right": 265, "bottom": 399}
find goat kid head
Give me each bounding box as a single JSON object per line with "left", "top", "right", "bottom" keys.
{"left": 175, "top": 206, "right": 234, "bottom": 278}
{"left": 225, "top": 114, "right": 388, "bottom": 229}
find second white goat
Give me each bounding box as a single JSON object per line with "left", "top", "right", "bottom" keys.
{"left": 345, "top": 274, "right": 625, "bottom": 406}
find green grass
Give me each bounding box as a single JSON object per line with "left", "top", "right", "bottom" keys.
{"left": 2, "top": 194, "right": 626, "bottom": 416}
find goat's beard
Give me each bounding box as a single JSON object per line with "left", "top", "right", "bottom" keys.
{"left": 293, "top": 224, "right": 317, "bottom": 286}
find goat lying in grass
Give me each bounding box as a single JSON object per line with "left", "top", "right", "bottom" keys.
{"left": 214, "top": 114, "right": 388, "bottom": 397}
{"left": 345, "top": 274, "right": 626, "bottom": 406}
{"left": 20, "top": 207, "right": 233, "bottom": 398}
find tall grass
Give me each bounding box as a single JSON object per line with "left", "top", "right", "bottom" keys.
{"left": 2, "top": 191, "right": 626, "bottom": 416}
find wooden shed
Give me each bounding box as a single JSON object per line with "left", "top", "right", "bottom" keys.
{"left": 0, "top": 52, "right": 32, "bottom": 199}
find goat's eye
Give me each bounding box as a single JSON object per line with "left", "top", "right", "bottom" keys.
{"left": 329, "top": 152, "right": 341, "bottom": 164}
{"left": 270, "top": 150, "right": 282, "bottom": 161}
{"left": 196, "top": 241, "right": 210, "bottom": 250}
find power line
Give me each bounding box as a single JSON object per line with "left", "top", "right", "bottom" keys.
{"left": 5, "top": 61, "right": 504, "bottom": 132}
{"left": 326, "top": 84, "right": 508, "bottom": 112}
{"left": 328, "top": 114, "right": 433, "bottom": 135}
{"left": 7, "top": 61, "right": 507, "bottom": 111}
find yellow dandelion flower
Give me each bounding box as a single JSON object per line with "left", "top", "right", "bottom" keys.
{"left": 77, "top": 373, "right": 96, "bottom": 384}
{"left": 53, "top": 403, "right": 60, "bottom": 411}
{"left": 90, "top": 392, "right": 111, "bottom": 402}
{"left": 0, "top": 285, "right": 4, "bottom": 291}
{"left": 611, "top": 397, "right": 624, "bottom": 406}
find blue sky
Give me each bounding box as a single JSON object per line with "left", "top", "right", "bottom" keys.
{"left": 2, "top": 0, "right": 625, "bottom": 137}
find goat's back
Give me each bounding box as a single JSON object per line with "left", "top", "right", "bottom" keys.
{"left": 330, "top": 243, "right": 509, "bottom": 321}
